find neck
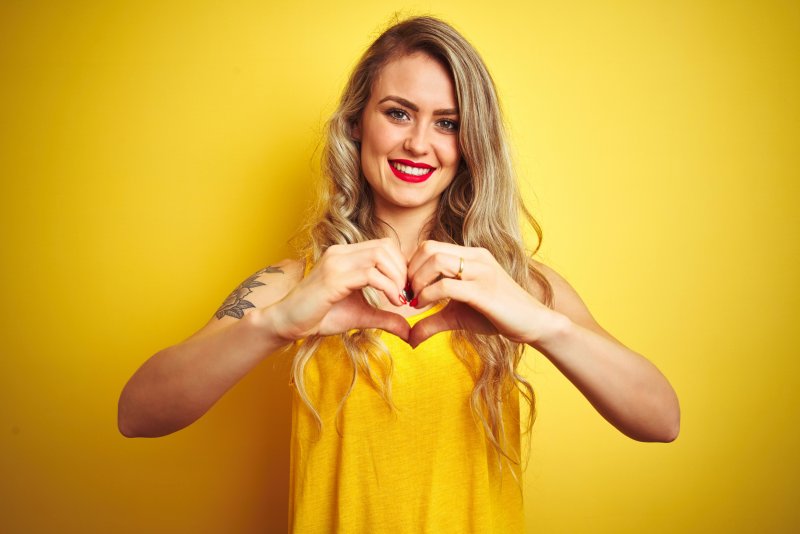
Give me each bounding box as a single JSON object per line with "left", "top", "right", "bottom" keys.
{"left": 374, "top": 203, "right": 436, "bottom": 259}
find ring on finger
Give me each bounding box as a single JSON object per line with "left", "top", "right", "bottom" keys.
{"left": 454, "top": 257, "right": 464, "bottom": 280}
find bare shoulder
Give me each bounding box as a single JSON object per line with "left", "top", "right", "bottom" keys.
{"left": 531, "top": 259, "right": 620, "bottom": 342}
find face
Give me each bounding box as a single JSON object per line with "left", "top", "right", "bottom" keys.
{"left": 354, "top": 52, "right": 461, "bottom": 219}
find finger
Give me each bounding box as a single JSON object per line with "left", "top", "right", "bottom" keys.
{"left": 337, "top": 265, "right": 407, "bottom": 307}
{"left": 322, "top": 247, "right": 407, "bottom": 304}
{"left": 365, "top": 243, "right": 408, "bottom": 297}
{"left": 366, "top": 266, "right": 407, "bottom": 307}
{"left": 408, "top": 241, "right": 479, "bottom": 296}
{"left": 355, "top": 307, "right": 411, "bottom": 342}
{"left": 408, "top": 308, "right": 460, "bottom": 348}
{"left": 409, "top": 301, "right": 498, "bottom": 347}
{"left": 347, "top": 238, "right": 408, "bottom": 283}
{"left": 410, "top": 252, "right": 471, "bottom": 297}
{"left": 413, "top": 277, "right": 474, "bottom": 308}
{"left": 372, "top": 238, "right": 409, "bottom": 282}
{"left": 407, "top": 239, "right": 457, "bottom": 276}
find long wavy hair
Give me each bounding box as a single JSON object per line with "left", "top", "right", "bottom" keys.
{"left": 292, "top": 15, "right": 553, "bottom": 469}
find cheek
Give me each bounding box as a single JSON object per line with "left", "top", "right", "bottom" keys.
{"left": 361, "top": 116, "right": 392, "bottom": 150}
{"left": 442, "top": 140, "right": 461, "bottom": 169}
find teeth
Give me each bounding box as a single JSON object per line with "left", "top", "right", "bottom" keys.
{"left": 392, "top": 162, "right": 432, "bottom": 176}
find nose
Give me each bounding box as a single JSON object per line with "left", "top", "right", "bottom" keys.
{"left": 403, "top": 123, "right": 430, "bottom": 155}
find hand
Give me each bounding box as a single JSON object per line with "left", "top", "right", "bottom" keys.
{"left": 406, "top": 241, "right": 559, "bottom": 348}
{"left": 268, "top": 239, "right": 411, "bottom": 342}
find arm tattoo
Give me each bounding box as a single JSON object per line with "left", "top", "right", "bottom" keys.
{"left": 214, "top": 265, "right": 284, "bottom": 320}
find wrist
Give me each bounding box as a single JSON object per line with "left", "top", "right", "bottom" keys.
{"left": 250, "top": 301, "right": 297, "bottom": 347}
{"left": 526, "top": 310, "right": 574, "bottom": 349}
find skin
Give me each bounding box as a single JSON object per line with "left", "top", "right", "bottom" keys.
{"left": 118, "top": 52, "right": 680, "bottom": 443}
{"left": 354, "top": 53, "right": 461, "bottom": 228}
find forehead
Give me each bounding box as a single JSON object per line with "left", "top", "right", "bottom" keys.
{"left": 371, "top": 52, "right": 457, "bottom": 109}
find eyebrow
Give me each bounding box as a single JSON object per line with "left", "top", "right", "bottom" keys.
{"left": 378, "top": 95, "right": 459, "bottom": 116}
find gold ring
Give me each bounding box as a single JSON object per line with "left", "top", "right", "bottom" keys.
{"left": 455, "top": 257, "right": 464, "bottom": 280}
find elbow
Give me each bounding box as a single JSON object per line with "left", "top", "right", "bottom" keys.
{"left": 639, "top": 398, "right": 681, "bottom": 443}
{"left": 117, "top": 406, "right": 164, "bottom": 438}
{"left": 627, "top": 415, "right": 679, "bottom": 443}
{"left": 117, "top": 388, "right": 187, "bottom": 438}
{"left": 118, "top": 418, "right": 136, "bottom": 438}
{"left": 661, "top": 407, "right": 681, "bottom": 443}
{"left": 661, "top": 410, "right": 681, "bottom": 443}
{"left": 117, "top": 394, "right": 140, "bottom": 438}
{"left": 652, "top": 415, "right": 680, "bottom": 443}
{"left": 622, "top": 386, "right": 680, "bottom": 443}
{"left": 657, "top": 386, "right": 681, "bottom": 442}
{"left": 117, "top": 384, "right": 155, "bottom": 438}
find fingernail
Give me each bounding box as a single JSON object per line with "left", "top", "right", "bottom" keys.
{"left": 404, "top": 280, "right": 414, "bottom": 301}
{"left": 399, "top": 293, "right": 407, "bottom": 305}
{"left": 409, "top": 297, "right": 419, "bottom": 308}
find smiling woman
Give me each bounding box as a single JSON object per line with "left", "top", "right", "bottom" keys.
{"left": 355, "top": 52, "right": 462, "bottom": 216}
{"left": 117, "top": 15, "right": 680, "bottom": 534}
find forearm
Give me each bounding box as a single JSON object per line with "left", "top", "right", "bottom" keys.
{"left": 531, "top": 314, "right": 680, "bottom": 442}
{"left": 118, "top": 307, "right": 289, "bottom": 438}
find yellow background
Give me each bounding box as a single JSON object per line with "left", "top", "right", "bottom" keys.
{"left": 1, "top": 1, "right": 797, "bottom": 532}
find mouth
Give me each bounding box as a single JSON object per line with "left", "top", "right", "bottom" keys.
{"left": 388, "top": 159, "right": 435, "bottom": 183}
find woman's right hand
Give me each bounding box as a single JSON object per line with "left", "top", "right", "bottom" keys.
{"left": 266, "top": 238, "right": 411, "bottom": 342}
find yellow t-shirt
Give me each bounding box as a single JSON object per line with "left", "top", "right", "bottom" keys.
{"left": 288, "top": 303, "right": 524, "bottom": 533}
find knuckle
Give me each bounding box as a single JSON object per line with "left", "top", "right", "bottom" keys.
{"left": 370, "top": 246, "right": 385, "bottom": 262}
{"left": 326, "top": 244, "right": 343, "bottom": 256}
{"left": 366, "top": 266, "right": 380, "bottom": 283}
{"left": 321, "top": 259, "right": 345, "bottom": 281}
{"left": 320, "top": 269, "right": 337, "bottom": 287}
{"left": 475, "top": 247, "right": 491, "bottom": 259}
{"left": 433, "top": 256, "right": 446, "bottom": 273}
{"left": 439, "top": 277, "right": 453, "bottom": 292}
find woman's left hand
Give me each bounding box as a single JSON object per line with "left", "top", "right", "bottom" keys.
{"left": 406, "top": 240, "right": 681, "bottom": 443}
{"left": 406, "top": 240, "right": 566, "bottom": 348}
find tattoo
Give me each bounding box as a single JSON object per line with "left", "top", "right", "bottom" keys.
{"left": 214, "top": 265, "right": 284, "bottom": 320}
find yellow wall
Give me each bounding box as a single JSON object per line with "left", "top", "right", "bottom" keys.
{"left": 1, "top": 1, "right": 797, "bottom": 532}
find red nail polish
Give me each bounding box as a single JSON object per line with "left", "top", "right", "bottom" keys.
{"left": 399, "top": 293, "right": 407, "bottom": 305}
{"left": 409, "top": 297, "right": 418, "bottom": 308}
{"left": 403, "top": 280, "right": 414, "bottom": 302}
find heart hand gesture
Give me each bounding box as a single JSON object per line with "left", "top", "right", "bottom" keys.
{"left": 406, "top": 241, "right": 560, "bottom": 348}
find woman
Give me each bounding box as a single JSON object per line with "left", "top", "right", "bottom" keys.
{"left": 118, "top": 16, "right": 679, "bottom": 533}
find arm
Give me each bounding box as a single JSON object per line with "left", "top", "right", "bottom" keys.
{"left": 407, "top": 242, "right": 680, "bottom": 443}
{"left": 118, "top": 239, "right": 412, "bottom": 438}
{"left": 529, "top": 262, "right": 680, "bottom": 442}
{"left": 117, "top": 259, "right": 304, "bottom": 438}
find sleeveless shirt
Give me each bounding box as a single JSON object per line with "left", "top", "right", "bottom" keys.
{"left": 288, "top": 297, "right": 524, "bottom": 533}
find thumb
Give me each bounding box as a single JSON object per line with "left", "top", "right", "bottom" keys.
{"left": 408, "top": 306, "right": 461, "bottom": 348}
{"left": 409, "top": 301, "right": 498, "bottom": 348}
{"left": 356, "top": 307, "right": 410, "bottom": 342}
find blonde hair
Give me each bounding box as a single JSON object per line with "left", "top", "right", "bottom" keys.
{"left": 292, "top": 15, "right": 553, "bottom": 469}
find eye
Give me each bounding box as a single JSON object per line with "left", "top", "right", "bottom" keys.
{"left": 385, "top": 108, "right": 410, "bottom": 122}
{"left": 436, "top": 119, "right": 459, "bottom": 132}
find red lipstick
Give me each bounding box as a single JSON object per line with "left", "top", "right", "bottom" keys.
{"left": 388, "top": 159, "right": 435, "bottom": 183}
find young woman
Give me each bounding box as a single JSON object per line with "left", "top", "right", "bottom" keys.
{"left": 118, "top": 16, "right": 679, "bottom": 533}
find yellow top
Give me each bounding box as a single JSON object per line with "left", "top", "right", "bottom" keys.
{"left": 288, "top": 304, "right": 524, "bottom": 534}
